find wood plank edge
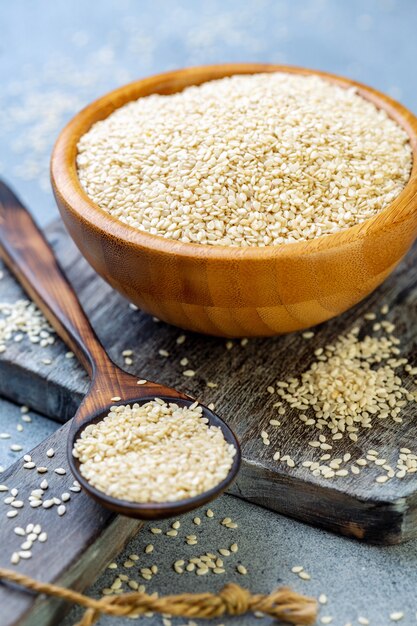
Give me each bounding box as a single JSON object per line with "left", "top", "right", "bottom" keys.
{"left": 230, "top": 458, "right": 413, "bottom": 544}
{"left": 0, "top": 360, "right": 83, "bottom": 423}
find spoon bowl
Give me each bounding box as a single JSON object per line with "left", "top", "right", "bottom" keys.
{"left": 0, "top": 180, "right": 241, "bottom": 520}
{"left": 69, "top": 394, "right": 241, "bottom": 519}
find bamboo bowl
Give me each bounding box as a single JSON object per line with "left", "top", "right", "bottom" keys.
{"left": 51, "top": 64, "right": 417, "bottom": 337}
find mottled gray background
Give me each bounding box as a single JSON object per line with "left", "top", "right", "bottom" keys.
{"left": 1, "top": 1, "right": 417, "bottom": 625}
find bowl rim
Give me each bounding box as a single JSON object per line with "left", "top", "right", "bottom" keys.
{"left": 51, "top": 62, "right": 417, "bottom": 261}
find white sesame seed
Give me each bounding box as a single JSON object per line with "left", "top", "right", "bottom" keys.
{"left": 389, "top": 611, "right": 404, "bottom": 621}
{"left": 18, "top": 550, "right": 32, "bottom": 559}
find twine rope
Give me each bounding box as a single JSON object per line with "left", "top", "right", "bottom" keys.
{"left": 0, "top": 567, "right": 317, "bottom": 625}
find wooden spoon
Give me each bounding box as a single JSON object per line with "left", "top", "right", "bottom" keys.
{"left": 0, "top": 180, "right": 241, "bottom": 519}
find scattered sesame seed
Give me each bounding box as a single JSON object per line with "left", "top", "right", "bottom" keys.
{"left": 389, "top": 612, "right": 404, "bottom": 621}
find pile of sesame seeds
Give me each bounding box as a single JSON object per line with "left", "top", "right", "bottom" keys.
{"left": 77, "top": 72, "right": 412, "bottom": 247}
{"left": 276, "top": 319, "right": 416, "bottom": 437}
{"left": 261, "top": 306, "right": 417, "bottom": 485}
{"left": 0, "top": 299, "right": 55, "bottom": 354}
{"left": 72, "top": 400, "right": 236, "bottom": 503}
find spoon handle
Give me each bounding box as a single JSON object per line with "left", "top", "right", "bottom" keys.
{"left": 0, "top": 180, "right": 113, "bottom": 378}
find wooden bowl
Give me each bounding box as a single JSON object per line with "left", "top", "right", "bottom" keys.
{"left": 51, "top": 63, "right": 417, "bottom": 337}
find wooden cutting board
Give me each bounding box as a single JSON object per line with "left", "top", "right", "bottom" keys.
{"left": 1, "top": 219, "right": 417, "bottom": 546}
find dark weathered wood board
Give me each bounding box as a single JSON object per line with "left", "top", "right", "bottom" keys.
{"left": 1, "top": 220, "right": 417, "bottom": 545}
{"left": 0, "top": 421, "right": 141, "bottom": 626}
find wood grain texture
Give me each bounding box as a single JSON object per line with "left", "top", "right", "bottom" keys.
{"left": 51, "top": 63, "right": 417, "bottom": 337}
{"left": 2, "top": 219, "right": 417, "bottom": 543}
{"left": 0, "top": 421, "right": 141, "bottom": 626}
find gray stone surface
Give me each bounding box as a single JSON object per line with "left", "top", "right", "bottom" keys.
{"left": 64, "top": 494, "right": 417, "bottom": 626}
